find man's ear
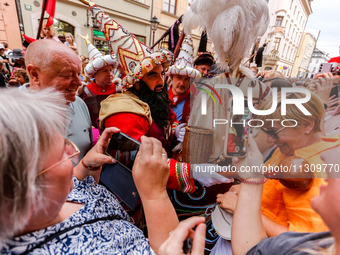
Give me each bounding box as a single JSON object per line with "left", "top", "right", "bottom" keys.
{"left": 26, "top": 64, "right": 40, "bottom": 87}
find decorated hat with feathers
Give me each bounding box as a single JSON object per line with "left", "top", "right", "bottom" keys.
{"left": 182, "top": 0, "right": 269, "bottom": 73}
{"left": 166, "top": 35, "right": 201, "bottom": 78}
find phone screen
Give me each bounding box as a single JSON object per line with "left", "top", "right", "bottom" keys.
{"left": 106, "top": 132, "right": 141, "bottom": 171}
{"left": 226, "top": 101, "right": 249, "bottom": 157}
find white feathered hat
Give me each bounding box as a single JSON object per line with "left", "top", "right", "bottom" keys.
{"left": 79, "top": 34, "right": 118, "bottom": 79}
{"left": 166, "top": 35, "right": 201, "bottom": 78}
{"left": 182, "top": 0, "right": 269, "bottom": 72}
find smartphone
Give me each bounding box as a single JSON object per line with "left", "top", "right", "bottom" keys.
{"left": 106, "top": 132, "right": 141, "bottom": 171}
{"left": 224, "top": 99, "right": 249, "bottom": 157}
{"left": 317, "top": 63, "right": 333, "bottom": 74}
{"left": 182, "top": 238, "right": 192, "bottom": 253}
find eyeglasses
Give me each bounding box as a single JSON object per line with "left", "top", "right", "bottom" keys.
{"left": 262, "top": 78, "right": 280, "bottom": 84}
{"left": 260, "top": 126, "right": 285, "bottom": 139}
{"left": 37, "top": 139, "right": 80, "bottom": 176}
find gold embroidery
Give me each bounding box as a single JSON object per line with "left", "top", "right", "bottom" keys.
{"left": 118, "top": 38, "right": 144, "bottom": 74}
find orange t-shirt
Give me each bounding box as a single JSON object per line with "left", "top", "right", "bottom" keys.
{"left": 261, "top": 135, "right": 340, "bottom": 232}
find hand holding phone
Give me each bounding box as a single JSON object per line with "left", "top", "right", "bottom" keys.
{"left": 132, "top": 136, "right": 169, "bottom": 198}
{"left": 314, "top": 72, "right": 334, "bottom": 104}
{"left": 105, "top": 132, "right": 141, "bottom": 171}
{"left": 158, "top": 217, "right": 206, "bottom": 255}
{"left": 74, "top": 127, "right": 120, "bottom": 182}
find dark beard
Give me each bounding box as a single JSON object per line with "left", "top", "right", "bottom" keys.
{"left": 136, "top": 80, "right": 172, "bottom": 131}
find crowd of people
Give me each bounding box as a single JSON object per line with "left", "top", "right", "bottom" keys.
{"left": 1, "top": 0, "right": 340, "bottom": 254}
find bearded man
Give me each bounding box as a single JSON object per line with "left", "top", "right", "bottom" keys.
{"left": 82, "top": 4, "right": 196, "bottom": 211}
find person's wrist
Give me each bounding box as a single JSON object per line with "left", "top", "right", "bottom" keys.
{"left": 140, "top": 189, "right": 168, "bottom": 203}
{"left": 81, "top": 158, "right": 102, "bottom": 171}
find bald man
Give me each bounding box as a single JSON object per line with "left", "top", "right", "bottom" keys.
{"left": 21, "top": 40, "right": 92, "bottom": 161}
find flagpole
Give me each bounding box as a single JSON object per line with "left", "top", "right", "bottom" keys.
{"left": 36, "top": 0, "right": 48, "bottom": 39}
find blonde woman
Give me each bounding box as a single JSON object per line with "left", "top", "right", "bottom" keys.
{"left": 40, "top": 20, "right": 60, "bottom": 42}
{"left": 64, "top": 33, "right": 78, "bottom": 53}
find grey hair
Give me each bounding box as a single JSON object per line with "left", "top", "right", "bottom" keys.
{"left": 0, "top": 88, "right": 68, "bottom": 247}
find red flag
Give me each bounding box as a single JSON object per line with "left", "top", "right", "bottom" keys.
{"left": 44, "top": 0, "right": 57, "bottom": 27}
{"left": 22, "top": 34, "right": 36, "bottom": 44}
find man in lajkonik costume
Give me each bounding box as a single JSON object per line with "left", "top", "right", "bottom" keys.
{"left": 167, "top": 35, "right": 201, "bottom": 126}
{"left": 78, "top": 35, "right": 121, "bottom": 100}
{"left": 78, "top": 1, "right": 197, "bottom": 209}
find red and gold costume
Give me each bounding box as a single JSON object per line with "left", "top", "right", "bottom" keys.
{"left": 168, "top": 85, "right": 192, "bottom": 124}
{"left": 100, "top": 91, "right": 195, "bottom": 194}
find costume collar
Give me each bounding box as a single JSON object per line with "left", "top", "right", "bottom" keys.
{"left": 87, "top": 81, "right": 116, "bottom": 95}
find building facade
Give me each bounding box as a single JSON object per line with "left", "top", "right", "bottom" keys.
{"left": 152, "top": 0, "right": 212, "bottom": 57}
{"left": 291, "top": 31, "right": 318, "bottom": 78}
{"left": 20, "top": 0, "right": 153, "bottom": 56}
{"left": 257, "top": 0, "right": 313, "bottom": 76}
{"left": 0, "top": 0, "right": 23, "bottom": 49}
{"left": 307, "top": 48, "right": 330, "bottom": 78}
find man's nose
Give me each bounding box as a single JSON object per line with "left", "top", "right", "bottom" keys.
{"left": 157, "top": 75, "right": 164, "bottom": 86}
{"left": 74, "top": 75, "right": 82, "bottom": 87}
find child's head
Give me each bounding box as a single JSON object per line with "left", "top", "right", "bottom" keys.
{"left": 65, "top": 33, "right": 75, "bottom": 44}
{"left": 41, "top": 20, "right": 58, "bottom": 38}
{"left": 13, "top": 68, "right": 28, "bottom": 85}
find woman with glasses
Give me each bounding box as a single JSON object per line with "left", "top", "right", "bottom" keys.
{"left": 253, "top": 78, "right": 293, "bottom": 162}
{"left": 0, "top": 88, "right": 180, "bottom": 254}
{"left": 231, "top": 137, "right": 340, "bottom": 255}
{"left": 217, "top": 91, "right": 340, "bottom": 238}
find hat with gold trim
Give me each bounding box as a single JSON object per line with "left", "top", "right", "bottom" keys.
{"left": 90, "top": 4, "right": 174, "bottom": 91}
{"left": 166, "top": 35, "right": 201, "bottom": 78}
{"left": 79, "top": 34, "right": 118, "bottom": 79}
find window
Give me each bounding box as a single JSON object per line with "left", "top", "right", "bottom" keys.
{"left": 135, "top": 35, "right": 146, "bottom": 44}
{"left": 291, "top": 49, "right": 296, "bottom": 62}
{"left": 273, "top": 37, "right": 281, "bottom": 50}
{"left": 41, "top": 19, "right": 75, "bottom": 42}
{"left": 290, "top": 0, "right": 294, "bottom": 9}
{"left": 93, "top": 28, "right": 110, "bottom": 54}
{"left": 274, "top": 16, "right": 284, "bottom": 27}
{"left": 282, "top": 44, "right": 286, "bottom": 57}
{"left": 286, "top": 46, "right": 290, "bottom": 59}
{"left": 293, "top": 6, "right": 297, "bottom": 15}
{"left": 289, "top": 48, "right": 293, "bottom": 61}
{"left": 163, "top": 0, "right": 177, "bottom": 14}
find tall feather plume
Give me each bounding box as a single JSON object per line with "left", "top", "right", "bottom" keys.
{"left": 183, "top": 0, "right": 269, "bottom": 73}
